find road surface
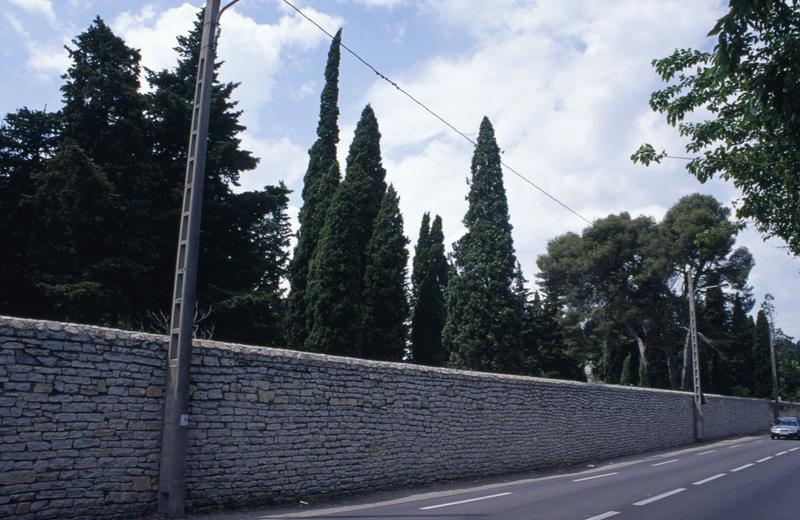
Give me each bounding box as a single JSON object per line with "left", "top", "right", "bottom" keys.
{"left": 195, "top": 434, "right": 800, "bottom": 520}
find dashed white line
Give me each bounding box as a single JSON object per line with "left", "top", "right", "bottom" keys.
{"left": 633, "top": 488, "right": 686, "bottom": 506}
{"left": 693, "top": 473, "right": 726, "bottom": 485}
{"left": 698, "top": 449, "right": 716, "bottom": 455}
{"left": 573, "top": 472, "right": 620, "bottom": 482}
{"left": 776, "top": 450, "right": 788, "bottom": 456}
{"left": 757, "top": 456, "right": 773, "bottom": 463}
{"left": 731, "top": 463, "right": 754, "bottom": 472}
{"left": 585, "top": 512, "right": 621, "bottom": 520}
{"left": 728, "top": 444, "right": 742, "bottom": 449}
{"left": 789, "top": 447, "right": 799, "bottom": 452}
{"left": 652, "top": 458, "right": 679, "bottom": 467}
{"left": 419, "top": 492, "right": 512, "bottom": 510}
{"left": 752, "top": 440, "right": 763, "bottom": 444}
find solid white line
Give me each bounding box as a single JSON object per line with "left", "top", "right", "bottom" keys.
{"left": 757, "top": 456, "right": 773, "bottom": 463}
{"left": 693, "top": 473, "right": 726, "bottom": 485}
{"left": 698, "top": 450, "right": 716, "bottom": 455}
{"left": 633, "top": 488, "right": 686, "bottom": 506}
{"left": 419, "top": 492, "right": 512, "bottom": 510}
{"left": 652, "top": 458, "right": 679, "bottom": 467}
{"left": 731, "top": 463, "right": 754, "bottom": 472}
{"left": 728, "top": 444, "right": 742, "bottom": 449}
{"left": 585, "top": 512, "right": 621, "bottom": 520}
{"left": 573, "top": 472, "right": 620, "bottom": 482}
{"left": 776, "top": 451, "right": 788, "bottom": 456}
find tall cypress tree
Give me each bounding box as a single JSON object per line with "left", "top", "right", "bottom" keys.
{"left": 305, "top": 172, "right": 364, "bottom": 356}
{"left": 305, "top": 105, "right": 387, "bottom": 355}
{"left": 728, "top": 295, "right": 756, "bottom": 395}
{"left": 361, "top": 186, "right": 409, "bottom": 361}
{"left": 753, "top": 309, "right": 773, "bottom": 398}
{"left": 287, "top": 29, "right": 342, "bottom": 347}
{"left": 443, "top": 117, "right": 522, "bottom": 373}
{"left": 410, "top": 214, "right": 449, "bottom": 365}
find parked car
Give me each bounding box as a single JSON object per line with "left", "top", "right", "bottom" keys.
{"left": 770, "top": 417, "right": 800, "bottom": 440}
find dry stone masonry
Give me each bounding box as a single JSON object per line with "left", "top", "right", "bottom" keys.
{"left": 1, "top": 316, "right": 795, "bottom": 519}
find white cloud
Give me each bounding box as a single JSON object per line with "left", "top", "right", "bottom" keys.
{"left": 27, "top": 43, "right": 70, "bottom": 77}
{"left": 236, "top": 134, "right": 308, "bottom": 193}
{"left": 6, "top": 0, "right": 55, "bottom": 25}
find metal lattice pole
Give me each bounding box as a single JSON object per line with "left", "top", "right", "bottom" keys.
{"left": 158, "top": 1, "right": 220, "bottom": 516}
{"left": 687, "top": 272, "right": 704, "bottom": 442}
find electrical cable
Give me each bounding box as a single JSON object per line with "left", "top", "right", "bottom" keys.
{"left": 280, "top": 0, "right": 592, "bottom": 225}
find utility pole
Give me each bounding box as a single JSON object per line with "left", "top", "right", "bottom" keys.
{"left": 686, "top": 271, "right": 704, "bottom": 442}
{"left": 764, "top": 294, "right": 780, "bottom": 419}
{"left": 158, "top": 1, "right": 220, "bottom": 516}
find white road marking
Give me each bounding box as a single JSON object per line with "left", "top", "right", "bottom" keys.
{"left": 419, "top": 492, "right": 512, "bottom": 510}
{"left": 693, "top": 473, "right": 726, "bottom": 485}
{"left": 728, "top": 444, "right": 742, "bottom": 449}
{"left": 652, "top": 458, "right": 679, "bottom": 467}
{"left": 731, "top": 463, "right": 754, "bottom": 472}
{"left": 776, "top": 451, "right": 788, "bottom": 456}
{"left": 698, "top": 450, "right": 716, "bottom": 455}
{"left": 633, "top": 488, "right": 686, "bottom": 506}
{"left": 752, "top": 440, "right": 763, "bottom": 444}
{"left": 789, "top": 447, "right": 799, "bottom": 452}
{"left": 757, "top": 456, "right": 773, "bottom": 463}
{"left": 585, "top": 512, "right": 621, "bottom": 520}
{"left": 573, "top": 472, "right": 619, "bottom": 482}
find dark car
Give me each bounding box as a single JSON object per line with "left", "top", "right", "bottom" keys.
{"left": 770, "top": 417, "right": 800, "bottom": 440}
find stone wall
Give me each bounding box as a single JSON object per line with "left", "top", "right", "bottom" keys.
{"left": 0, "top": 317, "right": 786, "bottom": 519}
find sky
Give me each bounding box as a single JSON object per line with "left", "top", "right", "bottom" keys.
{"left": 2, "top": 0, "right": 798, "bottom": 338}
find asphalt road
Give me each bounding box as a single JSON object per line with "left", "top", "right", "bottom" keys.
{"left": 198, "top": 434, "right": 800, "bottom": 520}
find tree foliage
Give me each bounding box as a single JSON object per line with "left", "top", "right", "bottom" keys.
{"left": 444, "top": 117, "right": 522, "bottom": 373}
{"left": 632, "top": 0, "right": 800, "bottom": 255}
{"left": 410, "top": 214, "right": 449, "bottom": 365}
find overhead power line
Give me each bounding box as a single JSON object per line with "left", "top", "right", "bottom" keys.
{"left": 279, "top": 0, "right": 592, "bottom": 225}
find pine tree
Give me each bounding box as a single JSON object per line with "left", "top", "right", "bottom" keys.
{"left": 638, "top": 357, "right": 650, "bottom": 387}
{"left": 361, "top": 186, "right": 409, "bottom": 361}
{"left": 286, "top": 29, "right": 342, "bottom": 347}
{"left": 753, "top": 309, "right": 773, "bottom": 398}
{"left": 410, "top": 214, "right": 449, "bottom": 365}
{"left": 443, "top": 117, "right": 522, "bottom": 373}
{"left": 619, "top": 353, "right": 633, "bottom": 386}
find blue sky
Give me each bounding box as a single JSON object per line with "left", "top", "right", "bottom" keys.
{"left": 2, "top": 0, "right": 799, "bottom": 339}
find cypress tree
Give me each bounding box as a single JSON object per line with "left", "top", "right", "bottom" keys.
{"left": 411, "top": 213, "right": 431, "bottom": 297}
{"left": 361, "top": 186, "right": 409, "bottom": 361}
{"left": 287, "top": 29, "right": 342, "bottom": 347}
{"left": 728, "top": 295, "right": 756, "bottom": 396}
{"left": 305, "top": 172, "right": 364, "bottom": 356}
{"left": 619, "top": 353, "right": 633, "bottom": 386}
{"left": 410, "top": 214, "right": 449, "bottom": 365}
{"left": 443, "top": 117, "right": 522, "bottom": 373}
{"left": 753, "top": 309, "right": 773, "bottom": 398}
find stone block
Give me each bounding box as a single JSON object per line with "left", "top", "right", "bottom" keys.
{"left": 132, "top": 476, "right": 151, "bottom": 491}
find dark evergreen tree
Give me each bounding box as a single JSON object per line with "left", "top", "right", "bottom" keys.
{"left": 343, "top": 105, "right": 388, "bottom": 268}
{"left": 304, "top": 105, "right": 388, "bottom": 355}
{"left": 286, "top": 29, "right": 342, "bottom": 347}
{"left": 361, "top": 186, "right": 409, "bottom": 361}
{"left": 699, "top": 275, "right": 730, "bottom": 394}
{"left": 305, "top": 175, "right": 364, "bottom": 356}
{"left": 0, "top": 108, "right": 61, "bottom": 317}
{"left": 26, "top": 143, "right": 118, "bottom": 322}
{"left": 619, "top": 353, "right": 633, "bottom": 386}
{"left": 728, "top": 295, "right": 756, "bottom": 396}
{"left": 410, "top": 214, "right": 449, "bottom": 365}
{"left": 411, "top": 213, "right": 431, "bottom": 297}
{"left": 443, "top": 117, "right": 522, "bottom": 373}
{"left": 753, "top": 309, "right": 773, "bottom": 398}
